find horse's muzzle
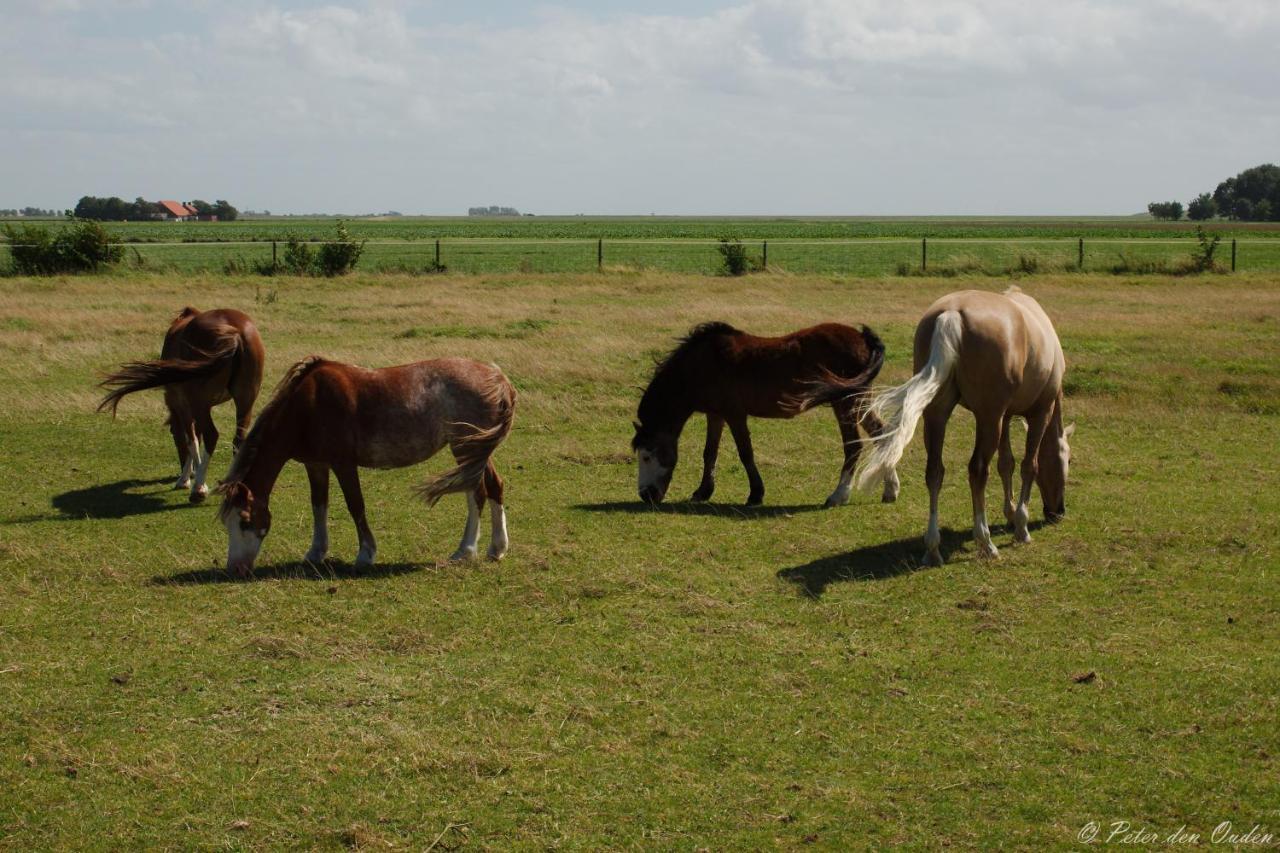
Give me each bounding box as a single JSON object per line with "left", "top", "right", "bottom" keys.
{"left": 1044, "top": 504, "right": 1066, "bottom": 524}
{"left": 639, "top": 485, "right": 665, "bottom": 505}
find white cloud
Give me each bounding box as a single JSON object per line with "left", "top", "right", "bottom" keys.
{"left": 1, "top": 0, "right": 1278, "bottom": 213}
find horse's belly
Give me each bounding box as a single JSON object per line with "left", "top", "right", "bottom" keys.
{"left": 357, "top": 430, "right": 445, "bottom": 469}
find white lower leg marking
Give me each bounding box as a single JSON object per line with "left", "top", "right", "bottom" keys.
{"left": 825, "top": 470, "right": 854, "bottom": 507}
{"left": 450, "top": 493, "right": 481, "bottom": 561}
{"left": 882, "top": 468, "right": 901, "bottom": 503}
{"left": 487, "top": 501, "right": 509, "bottom": 560}
{"left": 1013, "top": 501, "right": 1031, "bottom": 543}
{"left": 305, "top": 504, "right": 329, "bottom": 562}
{"left": 188, "top": 436, "right": 208, "bottom": 499}
{"left": 974, "top": 509, "right": 999, "bottom": 558}
{"left": 176, "top": 453, "right": 194, "bottom": 489}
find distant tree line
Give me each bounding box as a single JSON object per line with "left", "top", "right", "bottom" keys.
{"left": 0, "top": 207, "right": 62, "bottom": 218}
{"left": 71, "top": 196, "right": 239, "bottom": 221}
{"left": 1148, "top": 164, "right": 1280, "bottom": 222}
{"left": 468, "top": 206, "right": 521, "bottom": 217}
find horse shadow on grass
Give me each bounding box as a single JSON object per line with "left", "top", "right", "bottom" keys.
{"left": 2, "top": 477, "right": 186, "bottom": 525}
{"left": 151, "top": 559, "right": 426, "bottom": 586}
{"left": 778, "top": 521, "right": 1049, "bottom": 599}
{"left": 574, "top": 500, "right": 827, "bottom": 521}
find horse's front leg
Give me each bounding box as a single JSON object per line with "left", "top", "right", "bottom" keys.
{"left": 690, "top": 414, "right": 724, "bottom": 502}
{"left": 727, "top": 415, "right": 764, "bottom": 506}
{"left": 334, "top": 463, "right": 377, "bottom": 567}
{"left": 304, "top": 463, "right": 330, "bottom": 563}
{"left": 825, "top": 397, "right": 861, "bottom": 507}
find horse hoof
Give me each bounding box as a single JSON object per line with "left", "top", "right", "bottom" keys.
{"left": 1013, "top": 530, "right": 1031, "bottom": 545}
{"left": 976, "top": 544, "right": 1000, "bottom": 560}
{"left": 486, "top": 546, "right": 507, "bottom": 562}
{"left": 188, "top": 488, "right": 208, "bottom": 504}
{"left": 823, "top": 495, "right": 844, "bottom": 509}
{"left": 450, "top": 547, "right": 478, "bottom": 563}
{"left": 923, "top": 550, "right": 944, "bottom": 567}
{"left": 689, "top": 490, "right": 712, "bottom": 503}
{"left": 745, "top": 495, "right": 764, "bottom": 507}
{"left": 303, "top": 550, "right": 328, "bottom": 564}
{"left": 174, "top": 479, "right": 191, "bottom": 491}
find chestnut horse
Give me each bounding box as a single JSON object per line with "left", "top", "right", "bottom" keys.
{"left": 218, "top": 356, "right": 516, "bottom": 575}
{"left": 99, "top": 307, "right": 265, "bottom": 503}
{"left": 807, "top": 287, "right": 1073, "bottom": 565}
{"left": 632, "top": 321, "right": 894, "bottom": 507}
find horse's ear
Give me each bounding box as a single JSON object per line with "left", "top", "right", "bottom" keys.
{"left": 1063, "top": 422, "right": 1076, "bottom": 440}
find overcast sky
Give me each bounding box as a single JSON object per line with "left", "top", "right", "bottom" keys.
{"left": 3, "top": 0, "right": 1277, "bottom": 215}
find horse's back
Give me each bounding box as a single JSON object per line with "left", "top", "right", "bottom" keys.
{"left": 916, "top": 289, "right": 1063, "bottom": 413}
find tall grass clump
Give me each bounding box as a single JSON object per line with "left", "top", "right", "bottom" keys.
{"left": 716, "top": 238, "right": 761, "bottom": 276}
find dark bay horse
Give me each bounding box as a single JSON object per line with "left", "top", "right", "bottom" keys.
{"left": 98, "top": 307, "right": 265, "bottom": 503}
{"left": 632, "top": 321, "right": 893, "bottom": 507}
{"left": 807, "top": 287, "right": 1073, "bottom": 565}
{"left": 218, "top": 356, "right": 516, "bottom": 575}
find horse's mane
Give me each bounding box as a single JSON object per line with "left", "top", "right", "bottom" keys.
{"left": 649, "top": 321, "right": 738, "bottom": 382}
{"left": 219, "top": 356, "right": 326, "bottom": 494}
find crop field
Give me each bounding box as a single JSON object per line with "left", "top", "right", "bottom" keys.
{"left": 1, "top": 270, "right": 1278, "bottom": 847}
{"left": 6, "top": 216, "right": 1280, "bottom": 276}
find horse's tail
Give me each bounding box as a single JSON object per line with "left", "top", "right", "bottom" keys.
{"left": 416, "top": 369, "right": 517, "bottom": 507}
{"left": 793, "top": 325, "right": 886, "bottom": 412}
{"left": 97, "top": 327, "right": 241, "bottom": 416}
{"left": 853, "top": 310, "right": 963, "bottom": 491}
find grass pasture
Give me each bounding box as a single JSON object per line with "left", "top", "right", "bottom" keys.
{"left": 1, "top": 271, "right": 1278, "bottom": 848}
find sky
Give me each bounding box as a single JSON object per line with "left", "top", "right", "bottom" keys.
{"left": 2, "top": 0, "right": 1278, "bottom": 215}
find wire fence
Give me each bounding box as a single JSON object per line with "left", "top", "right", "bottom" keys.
{"left": 4, "top": 236, "right": 1279, "bottom": 275}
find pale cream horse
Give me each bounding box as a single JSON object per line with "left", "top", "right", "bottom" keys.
{"left": 810, "top": 287, "right": 1073, "bottom": 564}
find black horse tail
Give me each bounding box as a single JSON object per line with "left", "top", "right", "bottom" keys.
{"left": 97, "top": 330, "right": 241, "bottom": 416}
{"left": 793, "top": 325, "right": 887, "bottom": 412}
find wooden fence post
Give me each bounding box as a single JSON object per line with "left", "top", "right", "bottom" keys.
{"left": 435, "top": 239, "right": 441, "bottom": 269}
{"left": 598, "top": 238, "right": 603, "bottom": 271}
{"left": 272, "top": 240, "right": 277, "bottom": 267}
{"left": 922, "top": 237, "right": 927, "bottom": 272}
{"left": 1231, "top": 238, "right": 1237, "bottom": 272}
{"left": 1078, "top": 237, "right": 1084, "bottom": 270}
{"left": 762, "top": 240, "right": 768, "bottom": 271}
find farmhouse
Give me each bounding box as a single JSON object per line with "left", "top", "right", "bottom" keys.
{"left": 157, "top": 200, "right": 199, "bottom": 221}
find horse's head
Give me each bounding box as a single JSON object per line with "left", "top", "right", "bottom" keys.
{"left": 217, "top": 481, "right": 272, "bottom": 575}
{"left": 1037, "top": 421, "right": 1075, "bottom": 523}
{"left": 632, "top": 419, "right": 678, "bottom": 504}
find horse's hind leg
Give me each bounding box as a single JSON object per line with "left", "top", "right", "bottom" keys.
{"left": 483, "top": 461, "right": 509, "bottom": 561}
{"left": 997, "top": 413, "right": 1017, "bottom": 531}
{"left": 189, "top": 407, "right": 218, "bottom": 503}
{"left": 825, "top": 397, "right": 861, "bottom": 508}
{"left": 727, "top": 415, "right": 764, "bottom": 506}
{"left": 968, "top": 412, "right": 1003, "bottom": 559}
{"left": 922, "top": 392, "right": 958, "bottom": 566}
{"left": 334, "top": 463, "right": 377, "bottom": 567}
{"left": 861, "top": 405, "right": 900, "bottom": 503}
{"left": 169, "top": 413, "right": 193, "bottom": 490}
{"left": 450, "top": 490, "right": 482, "bottom": 562}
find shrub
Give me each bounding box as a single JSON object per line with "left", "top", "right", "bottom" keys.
{"left": 3, "top": 219, "right": 124, "bottom": 274}
{"left": 716, "top": 238, "right": 760, "bottom": 276}
{"left": 1185, "top": 226, "right": 1222, "bottom": 274}
{"left": 315, "top": 220, "right": 365, "bottom": 277}
{"left": 281, "top": 237, "right": 314, "bottom": 275}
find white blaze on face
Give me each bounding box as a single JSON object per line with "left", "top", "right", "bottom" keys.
{"left": 224, "top": 513, "right": 265, "bottom": 573}
{"left": 636, "top": 449, "right": 671, "bottom": 501}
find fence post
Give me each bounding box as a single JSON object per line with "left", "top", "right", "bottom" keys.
{"left": 435, "top": 239, "right": 441, "bottom": 269}
{"left": 1078, "top": 237, "right": 1084, "bottom": 270}
{"left": 762, "top": 240, "right": 768, "bottom": 271}
{"left": 272, "top": 240, "right": 277, "bottom": 267}
{"left": 922, "top": 237, "right": 927, "bottom": 272}
{"left": 1231, "top": 238, "right": 1237, "bottom": 272}
{"left": 598, "top": 238, "right": 603, "bottom": 271}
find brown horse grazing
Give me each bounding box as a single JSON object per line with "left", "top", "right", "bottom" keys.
{"left": 632, "top": 321, "right": 894, "bottom": 507}
{"left": 98, "top": 307, "right": 265, "bottom": 503}
{"left": 807, "top": 287, "right": 1073, "bottom": 565}
{"left": 217, "top": 356, "right": 516, "bottom": 576}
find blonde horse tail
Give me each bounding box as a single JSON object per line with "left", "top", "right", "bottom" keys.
{"left": 416, "top": 370, "right": 517, "bottom": 507}
{"left": 854, "top": 310, "right": 963, "bottom": 491}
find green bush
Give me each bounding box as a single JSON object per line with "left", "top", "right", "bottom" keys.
{"left": 3, "top": 219, "right": 124, "bottom": 274}
{"left": 716, "top": 238, "right": 760, "bottom": 276}
{"left": 315, "top": 221, "right": 365, "bottom": 277}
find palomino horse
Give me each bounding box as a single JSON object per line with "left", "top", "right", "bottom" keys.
{"left": 632, "top": 321, "right": 896, "bottom": 507}
{"left": 218, "top": 356, "right": 516, "bottom": 575}
{"left": 99, "top": 307, "right": 265, "bottom": 503}
{"left": 808, "top": 287, "right": 1073, "bottom": 565}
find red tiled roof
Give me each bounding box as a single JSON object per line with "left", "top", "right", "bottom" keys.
{"left": 158, "top": 200, "right": 190, "bottom": 218}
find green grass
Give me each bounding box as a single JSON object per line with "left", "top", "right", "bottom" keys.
{"left": 1, "top": 272, "right": 1278, "bottom": 847}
